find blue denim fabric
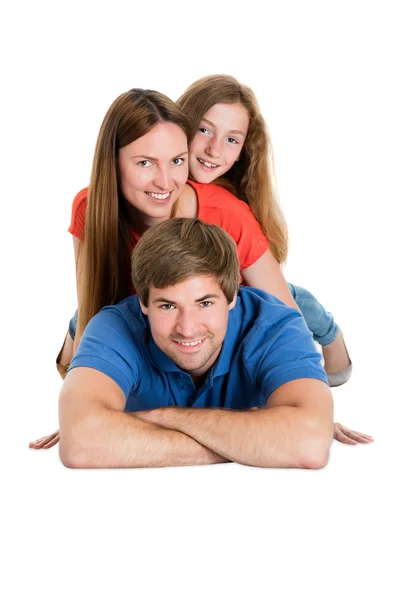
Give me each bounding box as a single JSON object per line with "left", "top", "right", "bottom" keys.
{"left": 287, "top": 283, "right": 338, "bottom": 346}
{"left": 68, "top": 285, "right": 338, "bottom": 347}
{"left": 68, "top": 310, "right": 78, "bottom": 341}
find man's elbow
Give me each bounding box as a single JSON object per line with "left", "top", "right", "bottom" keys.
{"left": 297, "top": 422, "right": 333, "bottom": 470}
{"left": 298, "top": 446, "right": 330, "bottom": 470}
{"left": 59, "top": 440, "right": 92, "bottom": 469}
{"left": 59, "top": 420, "right": 100, "bottom": 469}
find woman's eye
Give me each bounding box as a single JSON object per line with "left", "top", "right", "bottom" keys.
{"left": 227, "top": 137, "right": 239, "bottom": 144}
{"left": 172, "top": 158, "right": 185, "bottom": 166}
{"left": 199, "top": 127, "right": 210, "bottom": 135}
{"left": 138, "top": 160, "right": 152, "bottom": 167}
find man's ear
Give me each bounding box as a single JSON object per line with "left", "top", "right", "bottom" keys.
{"left": 228, "top": 291, "right": 237, "bottom": 311}
{"left": 139, "top": 300, "right": 148, "bottom": 315}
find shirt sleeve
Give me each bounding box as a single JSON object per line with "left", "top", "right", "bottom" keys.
{"left": 68, "top": 307, "right": 141, "bottom": 400}
{"left": 204, "top": 187, "right": 270, "bottom": 270}
{"left": 246, "top": 311, "right": 329, "bottom": 401}
{"left": 68, "top": 188, "right": 88, "bottom": 239}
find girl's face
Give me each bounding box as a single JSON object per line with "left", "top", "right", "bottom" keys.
{"left": 189, "top": 102, "right": 249, "bottom": 184}
{"left": 118, "top": 122, "right": 189, "bottom": 228}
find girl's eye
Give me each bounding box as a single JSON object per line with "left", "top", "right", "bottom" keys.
{"left": 227, "top": 137, "right": 239, "bottom": 144}
{"left": 138, "top": 160, "right": 152, "bottom": 167}
{"left": 172, "top": 158, "right": 185, "bottom": 166}
{"left": 199, "top": 127, "right": 210, "bottom": 135}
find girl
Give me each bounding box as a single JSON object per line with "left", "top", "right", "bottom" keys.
{"left": 177, "top": 74, "right": 352, "bottom": 388}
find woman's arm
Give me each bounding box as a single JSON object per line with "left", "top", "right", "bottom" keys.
{"left": 241, "top": 248, "right": 299, "bottom": 310}
{"left": 72, "top": 235, "right": 84, "bottom": 352}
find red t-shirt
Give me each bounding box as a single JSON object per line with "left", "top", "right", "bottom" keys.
{"left": 69, "top": 181, "right": 270, "bottom": 292}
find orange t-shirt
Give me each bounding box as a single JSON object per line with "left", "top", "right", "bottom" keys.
{"left": 68, "top": 181, "right": 270, "bottom": 290}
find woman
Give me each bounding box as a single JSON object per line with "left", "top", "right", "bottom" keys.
{"left": 30, "top": 87, "right": 369, "bottom": 449}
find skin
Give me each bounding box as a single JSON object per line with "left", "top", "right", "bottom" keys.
{"left": 118, "top": 121, "right": 189, "bottom": 228}
{"left": 188, "top": 102, "right": 249, "bottom": 184}
{"left": 140, "top": 275, "right": 236, "bottom": 381}
{"left": 59, "top": 275, "right": 334, "bottom": 469}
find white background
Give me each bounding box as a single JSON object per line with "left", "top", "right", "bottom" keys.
{"left": 1, "top": 1, "right": 399, "bottom": 598}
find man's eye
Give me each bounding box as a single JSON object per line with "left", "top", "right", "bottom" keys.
{"left": 227, "top": 137, "right": 239, "bottom": 144}
{"left": 138, "top": 160, "right": 152, "bottom": 167}
{"left": 199, "top": 301, "right": 212, "bottom": 307}
{"left": 172, "top": 158, "right": 185, "bottom": 166}
{"left": 160, "top": 304, "right": 175, "bottom": 310}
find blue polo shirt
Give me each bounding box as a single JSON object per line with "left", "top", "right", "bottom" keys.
{"left": 69, "top": 288, "right": 328, "bottom": 411}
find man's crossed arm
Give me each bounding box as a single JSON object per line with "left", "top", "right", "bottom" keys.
{"left": 59, "top": 367, "right": 334, "bottom": 469}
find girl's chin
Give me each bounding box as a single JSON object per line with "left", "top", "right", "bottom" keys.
{"left": 190, "top": 168, "right": 218, "bottom": 184}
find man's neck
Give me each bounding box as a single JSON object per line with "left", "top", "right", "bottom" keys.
{"left": 190, "top": 373, "right": 207, "bottom": 389}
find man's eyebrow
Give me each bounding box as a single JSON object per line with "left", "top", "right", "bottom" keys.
{"left": 195, "top": 294, "right": 220, "bottom": 302}
{"left": 152, "top": 297, "right": 175, "bottom": 304}
{"left": 202, "top": 119, "right": 246, "bottom": 137}
{"left": 152, "top": 293, "right": 220, "bottom": 305}
{"left": 131, "top": 151, "right": 188, "bottom": 161}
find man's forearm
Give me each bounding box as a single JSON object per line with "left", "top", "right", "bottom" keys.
{"left": 135, "top": 405, "right": 333, "bottom": 469}
{"left": 60, "top": 406, "right": 227, "bottom": 469}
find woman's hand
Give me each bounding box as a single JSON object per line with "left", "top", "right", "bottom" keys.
{"left": 29, "top": 430, "right": 60, "bottom": 450}
{"left": 334, "top": 423, "right": 373, "bottom": 445}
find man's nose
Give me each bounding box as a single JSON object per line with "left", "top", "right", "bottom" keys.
{"left": 175, "top": 311, "right": 198, "bottom": 339}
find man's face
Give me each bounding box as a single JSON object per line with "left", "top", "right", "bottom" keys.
{"left": 140, "top": 275, "right": 236, "bottom": 377}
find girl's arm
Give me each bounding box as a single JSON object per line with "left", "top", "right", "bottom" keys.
{"left": 241, "top": 248, "right": 299, "bottom": 310}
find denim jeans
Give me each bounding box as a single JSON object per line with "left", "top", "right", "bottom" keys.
{"left": 287, "top": 283, "right": 338, "bottom": 346}
{"left": 68, "top": 309, "right": 78, "bottom": 341}
{"left": 68, "top": 285, "right": 338, "bottom": 347}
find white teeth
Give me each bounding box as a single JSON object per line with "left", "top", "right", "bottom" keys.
{"left": 199, "top": 159, "right": 217, "bottom": 168}
{"left": 146, "top": 192, "right": 170, "bottom": 200}
{"left": 177, "top": 340, "right": 203, "bottom": 347}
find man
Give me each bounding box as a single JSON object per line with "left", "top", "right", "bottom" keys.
{"left": 59, "top": 218, "right": 334, "bottom": 469}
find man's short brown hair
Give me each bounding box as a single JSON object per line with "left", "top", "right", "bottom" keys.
{"left": 131, "top": 218, "right": 240, "bottom": 307}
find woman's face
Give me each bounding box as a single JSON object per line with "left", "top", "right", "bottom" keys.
{"left": 189, "top": 102, "right": 249, "bottom": 184}
{"left": 118, "top": 122, "right": 189, "bottom": 228}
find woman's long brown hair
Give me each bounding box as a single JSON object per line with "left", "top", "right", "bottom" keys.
{"left": 78, "top": 89, "right": 191, "bottom": 335}
{"left": 177, "top": 75, "right": 288, "bottom": 264}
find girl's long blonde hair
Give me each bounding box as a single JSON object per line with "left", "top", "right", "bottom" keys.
{"left": 177, "top": 75, "right": 288, "bottom": 264}
{"left": 79, "top": 89, "right": 191, "bottom": 334}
